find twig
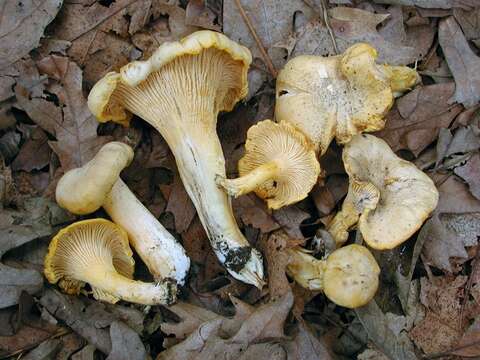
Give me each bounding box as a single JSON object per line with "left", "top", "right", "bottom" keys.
{"left": 233, "top": 0, "right": 277, "bottom": 78}
{"left": 320, "top": 0, "right": 338, "bottom": 55}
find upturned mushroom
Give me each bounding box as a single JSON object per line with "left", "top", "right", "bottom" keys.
{"left": 44, "top": 219, "right": 176, "bottom": 305}
{"left": 216, "top": 120, "right": 320, "bottom": 209}
{"left": 56, "top": 142, "right": 190, "bottom": 286}
{"left": 275, "top": 43, "right": 420, "bottom": 155}
{"left": 287, "top": 244, "right": 380, "bottom": 308}
{"left": 87, "top": 31, "right": 264, "bottom": 287}
{"left": 328, "top": 134, "right": 439, "bottom": 250}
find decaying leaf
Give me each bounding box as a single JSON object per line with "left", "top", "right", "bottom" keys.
{"left": 0, "top": 197, "right": 60, "bottom": 308}
{"left": 409, "top": 275, "right": 479, "bottom": 355}
{"left": 0, "top": 0, "right": 63, "bottom": 69}
{"left": 439, "top": 16, "right": 480, "bottom": 108}
{"left": 36, "top": 56, "right": 109, "bottom": 170}
{"left": 452, "top": 317, "right": 480, "bottom": 357}
{"left": 373, "top": 0, "right": 478, "bottom": 9}
{"left": 11, "top": 126, "right": 51, "bottom": 172}
{"left": 376, "top": 83, "right": 463, "bottom": 156}
{"left": 105, "top": 321, "right": 146, "bottom": 360}
{"left": 455, "top": 152, "right": 480, "bottom": 199}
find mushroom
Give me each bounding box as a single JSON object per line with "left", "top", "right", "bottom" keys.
{"left": 87, "top": 31, "right": 264, "bottom": 287}
{"left": 56, "top": 142, "right": 190, "bottom": 286}
{"left": 44, "top": 219, "right": 176, "bottom": 305}
{"left": 286, "top": 244, "right": 380, "bottom": 308}
{"left": 328, "top": 134, "right": 439, "bottom": 250}
{"left": 216, "top": 120, "right": 320, "bottom": 209}
{"left": 275, "top": 43, "right": 420, "bottom": 155}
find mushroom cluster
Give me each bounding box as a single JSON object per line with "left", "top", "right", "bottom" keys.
{"left": 43, "top": 30, "right": 437, "bottom": 309}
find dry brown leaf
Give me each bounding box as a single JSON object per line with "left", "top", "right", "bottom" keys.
{"left": 165, "top": 173, "right": 196, "bottom": 234}
{"left": 292, "top": 7, "right": 420, "bottom": 65}
{"left": 453, "top": 317, "right": 480, "bottom": 357}
{"left": 36, "top": 55, "right": 109, "bottom": 170}
{"left": 373, "top": 0, "right": 478, "bottom": 9}
{"left": 0, "top": 0, "right": 63, "bottom": 69}
{"left": 454, "top": 7, "right": 480, "bottom": 44}
{"left": 223, "top": 0, "right": 315, "bottom": 68}
{"left": 11, "top": 127, "right": 51, "bottom": 172}
{"left": 185, "top": 0, "right": 221, "bottom": 31}
{"left": 409, "top": 275, "right": 479, "bottom": 355}
{"left": 376, "top": 83, "right": 463, "bottom": 156}
{"left": 454, "top": 152, "right": 480, "bottom": 200}
{"left": 233, "top": 194, "right": 280, "bottom": 233}
{"left": 439, "top": 16, "right": 480, "bottom": 108}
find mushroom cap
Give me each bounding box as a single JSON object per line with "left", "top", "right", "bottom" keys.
{"left": 56, "top": 142, "right": 134, "bottom": 215}
{"left": 238, "top": 120, "right": 320, "bottom": 209}
{"left": 323, "top": 244, "right": 380, "bottom": 308}
{"left": 275, "top": 43, "right": 419, "bottom": 153}
{"left": 44, "top": 218, "right": 134, "bottom": 302}
{"left": 343, "top": 134, "right": 439, "bottom": 249}
{"left": 88, "top": 30, "right": 252, "bottom": 126}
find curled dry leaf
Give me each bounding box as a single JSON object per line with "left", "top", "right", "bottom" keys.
{"left": 0, "top": 0, "right": 63, "bottom": 69}
{"left": 439, "top": 16, "right": 480, "bottom": 108}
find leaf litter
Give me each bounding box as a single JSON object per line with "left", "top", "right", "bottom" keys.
{"left": 0, "top": 0, "right": 480, "bottom": 359}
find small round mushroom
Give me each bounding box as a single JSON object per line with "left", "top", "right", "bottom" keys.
{"left": 56, "top": 142, "right": 190, "bottom": 286}
{"left": 328, "top": 134, "right": 439, "bottom": 250}
{"left": 44, "top": 219, "right": 176, "bottom": 305}
{"left": 87, "top": 31, "right": 264, "bottom": 288}
{"left": 275, "top": 43, "right": 420, "bottom": 155}
{"left": 287, "top": 244, "right": 380, "bottom": 308}
{"left": 216, "top": 120, "right": 320, "bottom": 210}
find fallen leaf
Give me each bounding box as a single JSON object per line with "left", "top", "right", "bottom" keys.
{"left": 186, "top": 0, "right": 221, "bottom": 31}
{"left": 409, "top": 275, "right": 479, "bottom": 355}
{"left": 40, "top": 289, "right": 145, "bottom": 355}
{"left": 454, "top": 7, "right": 480, "bottom": 44}
{"left": 106, "top": 321, "right": 146, "bottom": 360}
{"left": 372, "top": 0, "right": 477, "bottom": 9}
{"left": 292, "top": 7, "right": 419, "bottom": 65}
{"left": 0, "top": 197, "right": 58, "bottom": 308}
{"left": 223, "top": 0, "right": 315, "bottom": 68}
{"left": 0, "top": 0, "right": 63, "bottom": 69}
{"left": 37, "top": 55, "right": 109, "bottom": 170}
{"left": 272, "top": 206, "right": 309, "bottom": 239}
{"left": 158, "top": 292, "right": 294, "bottom": 360}
{"left": 71, "top": 344, "right": 96, "bottom": 360}
{"left": 355, "top": 300, "right": 417, "bottom": 360}
{"left": 436, "top": 126, "right": 480, "bottom": 166}
{"left": 453, "top": 316, "right": 480, "bottom": 357}
{"left": 375, "top": 83, "right": 463, "bottom": 156}
{"left": 165, "top": 173, "right": 196, "bottom": 234}
{"left": 454, "top": 152, "right": 480, "bottom": 199}
{"left": 233, "top": 194, "right": 280, "bottom": 233}
{"left": 439, "top": 16, "right": 480, "bottom": 108}
{"left": 11, "top": 126, "right": 51, "bottom": 172}
{"left": 285, "top": 322, "right": 333, "bottom": 360}
{"left": 22, "top": 339, "right": 62, "bottom": 360}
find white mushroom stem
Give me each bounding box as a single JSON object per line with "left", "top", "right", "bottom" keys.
{"left": 217, "top": 161, "right": 280, "bottom": 198}
{"left": 103, "top": 180, "right": 190, "bottom": 285}
{"left": 81, "top": 261, "right": 175, "bottom": 305}
{"left": 166, "top": 125, "right": 264, "bottom": 287}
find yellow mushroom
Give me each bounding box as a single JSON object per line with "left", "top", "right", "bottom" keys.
{"left": 216, "top": 120, "right": 320, "bottom": 210}
{"left": 56, "top": 142, "right": 190, "bottom": 286}
{"left": 44, "top": 219, "right": 176, "bottom": 305}
{"left": 275, "top": 43, "right": 420, "bottom": 155}
{"left": 328, "top": 134, "right": 439, "bottom": 250}
{"left": 287, "top": 244, "right": 380, "bottom": 308}
{"left": 87, "top": 31, "right": 264, "bottom": 288}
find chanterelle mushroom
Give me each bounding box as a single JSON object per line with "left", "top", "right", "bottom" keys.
{"left": 87, "top": 31, "right": 264, "bottom": 287}
{"left": 216, "top": 120, "right": 320, "bottom": 209}
{"left": 287, "top": 244, "right": 380, "bottom": 308}
{"left": 275, "top": 43, "right": 420, "bottom": 155}
{"left": 328, "top": 134, "right": 439, "bottom": 250}
{"left": 56, "top": 142, "right": 190, "bottom": 286}
{"left": 44, "top": 219, "right": 176, "bottom": 305}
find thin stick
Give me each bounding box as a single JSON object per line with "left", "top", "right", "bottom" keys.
{"left": 233, "top": 0, "right": 278, "bottom": 78}
{"left": 320, "top": 0, "right": 338, "bottom": 55}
